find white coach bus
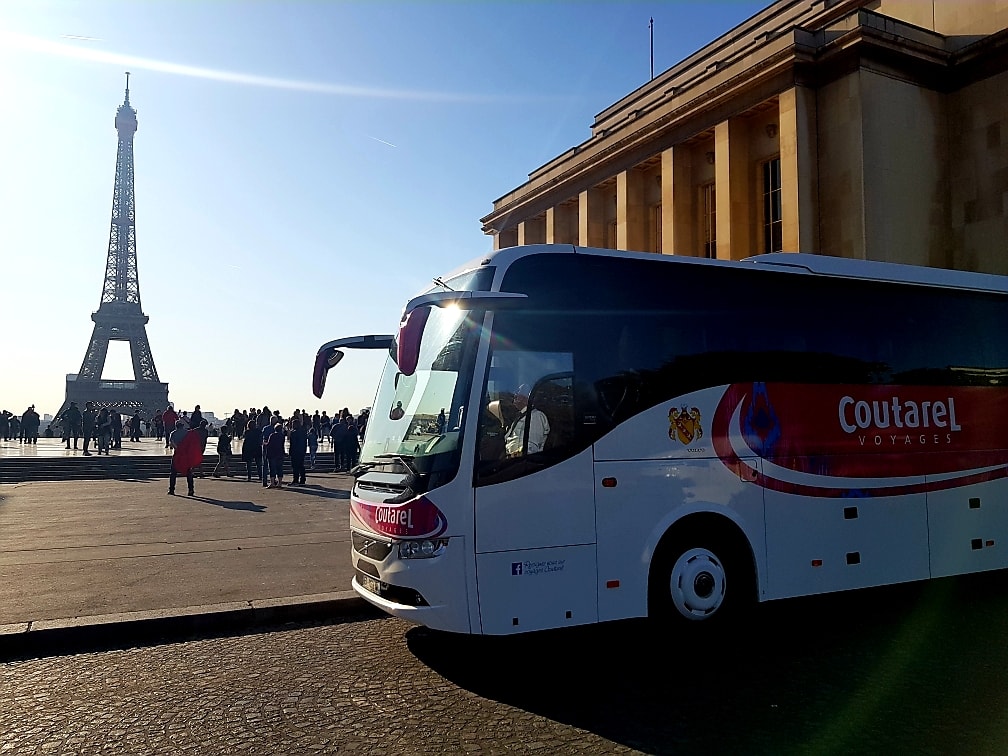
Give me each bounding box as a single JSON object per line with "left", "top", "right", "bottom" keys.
{"left": 313, "top": 245, "right": 1008, "bottom": 635}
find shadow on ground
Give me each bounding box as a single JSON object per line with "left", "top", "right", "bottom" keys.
{"left": 407, "top": 572, "right": 1008, "bottom": 754}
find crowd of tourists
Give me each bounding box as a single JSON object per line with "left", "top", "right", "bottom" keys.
{"left": 161, "top": 404, "right": 370, "bottom": 496}
{"left": 44, "top": 402, "right": 147, "bottom": 455}
{"left": 0, "top": 407, "right": 42, "bottom": 444}
{"left": 5, "top": 400, "right": 371, "bottom": 496}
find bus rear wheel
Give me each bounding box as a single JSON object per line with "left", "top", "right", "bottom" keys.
{"left": 650, "top": 529, "right": 752, "bottom": 625}
{"left": 669, "top": 547, "right": 727, "bottom": 620}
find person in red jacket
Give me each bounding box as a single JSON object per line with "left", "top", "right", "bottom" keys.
{"left": 168, "top": 420, "right": 203, "bottom": 496}
{"left": 162, "top": 405, "right": 178, "bottom": 449}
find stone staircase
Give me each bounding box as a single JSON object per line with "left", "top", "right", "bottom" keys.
{"left": 0, "top": 451, "right": 339, "bottom": 484}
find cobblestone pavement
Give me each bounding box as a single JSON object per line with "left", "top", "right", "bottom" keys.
{"left": 6, "top": 575, "right": 1008, "bottom": 755}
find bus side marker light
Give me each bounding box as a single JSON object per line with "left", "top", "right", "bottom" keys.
{"left": 811, "top": 559, "right": 823, "bottom": 567}
{"left": 606, "top": 580, "right": 620, "bottom": 589}
{"left": 843, "top": 506, "right": 858, "bottom": 520}
{"left": 972, "top": 538, "right": 983, "bottom": 550}
{"left": 970, "top": 498, "right": 981, "bottom": 509}
{"left": 846, "top": 552, "right": 861, "bottom": 565}
{"left": 602, "top": 477, "right": 617, "bottom": 488}
{"left": 988, "top": 540, "right": 995, "bottom": 548}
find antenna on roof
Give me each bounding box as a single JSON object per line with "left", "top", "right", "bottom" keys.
{"left": 649, "top": 18, "right": 654, "bottom": 80}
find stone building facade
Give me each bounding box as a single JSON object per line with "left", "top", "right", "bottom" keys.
{"left": 480, "top": 0, "right": 1008, "bottom": 275}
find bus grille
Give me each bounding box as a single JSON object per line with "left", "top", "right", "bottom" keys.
{"left": 352, "top": 531, "right": 394, "bottom": 561}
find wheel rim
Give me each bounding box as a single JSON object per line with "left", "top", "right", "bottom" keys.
{"left": 669, "top": 547, "right": 727, "bottom": 620}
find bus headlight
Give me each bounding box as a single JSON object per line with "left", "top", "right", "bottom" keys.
{"left": 398, "top": 538, "right": 449, "bottom": 559}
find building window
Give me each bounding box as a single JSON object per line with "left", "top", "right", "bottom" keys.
{"left": 701, "top": 183, "right": 716, "bottom": 258}
{"left": 762, "top": 157, "right": 782, "bottom": 253}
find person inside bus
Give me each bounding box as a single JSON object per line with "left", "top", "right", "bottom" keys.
{"left": 479, "top": 394, "right": 514, "bottom": 463}
{"left": 389, "top": 401, "right": 405, "bottom": 421}
{"left": 504, "top": 384, "right": 550, "bottom": 457}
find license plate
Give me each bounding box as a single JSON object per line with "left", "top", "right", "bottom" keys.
{"left": 359, "top": 573, "right": 387, "bottom": 595}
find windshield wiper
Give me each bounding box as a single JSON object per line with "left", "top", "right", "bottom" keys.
{"left": 348, "top": 461, "right": 381, "bottom": 478}
{"left": 351, "top": 454, "right": 420, "bottom": 480}
{"left": 375, "top": 453, "right": 419, "bottom": 477}
{"left": 372, "top": 453, "right": 424, "bottom": 504}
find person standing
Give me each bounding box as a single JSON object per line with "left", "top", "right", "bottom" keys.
{"left": 189, "top": 404, "right": 204, "bottom": 429}
{"left": 319, "top": 411, "right": 331, "bottom": 444}
{"left": 212, "top": 425, "right": 233, "bottom": 477}
{"left": 168, "top": 420, "right": 202, "bottom": 496}
{"left": 230, "top": 409, "right": 244, "bottom": 441}
{"left": 344, "top": 414, "right": 360, "bottom": 470}
{"left": 331, "top": 416, "right": 348, "bottom": 472}
{"left": 129, "top": 410, "right": 143, "bottom": 442}
{"left": 289, "top": 418, "right": 308, "bottom": 486}
{"left": 265, "top": 422, "right": 286, "bottom": 488}
{"left": 96, "top": 408, "right": 113, "bottom": 455}
{"left": 153, "top": 411, "right": 164, "bottom": 442}
{"left": 241, "top": 419, "right": 262, "bottom": 482}
{"left": 307, "top": 425, "right": 319, "bottom": 470}
{"left": 194, "top": 419, "right": 210, "bottom": 477}
{"left": 21, "top": 406, "right": 40, "bottom": 444}
{"left": 110, "top": 408, "right": 123, "bottom": 449}
{"left": 260, "top": 421, "right": 273, "bottom": 487}
{"left": 58, "top": 402, "right": 83, "bottom": 449}
{"left": 162, "top": 405, "right": 178, "bottom": 448}
{"left": 82, "top": 402, "right": 97, "bottom": 456}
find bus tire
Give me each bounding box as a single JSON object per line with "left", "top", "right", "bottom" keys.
{"left": 649, "top": 524, "right": 753, "bottom": 625}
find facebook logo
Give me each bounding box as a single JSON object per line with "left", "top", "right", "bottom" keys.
{"left": 511, "top": 562, "right": 523, "bottom": 575}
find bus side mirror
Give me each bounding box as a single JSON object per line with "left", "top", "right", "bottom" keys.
{"left": 312, "top": 347, "right": 344, "bottom": 398}
{"left": 397, "top": 306, "right": 431, "bottom": 377}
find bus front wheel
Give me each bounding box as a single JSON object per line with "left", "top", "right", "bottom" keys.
{"left": 650, "top": 529, "right": 752, "bottom": 624}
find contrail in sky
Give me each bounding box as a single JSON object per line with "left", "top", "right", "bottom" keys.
{"left": 367, "top": 136, "right": 398, "bottom": 148}
{"left": 2, "top": 30, "right": 519, "bottom": 103}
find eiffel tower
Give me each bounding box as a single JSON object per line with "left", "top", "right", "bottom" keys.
{"left": 55, "top": 74, "right": 169, "bottom": 425}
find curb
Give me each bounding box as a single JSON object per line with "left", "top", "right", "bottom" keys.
{"left": 0, "top": 591, "right": 377, "bottom": 660}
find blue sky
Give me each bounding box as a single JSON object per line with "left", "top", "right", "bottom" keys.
{"left": 0, "top": 0, "right": 766, "bottom": 420}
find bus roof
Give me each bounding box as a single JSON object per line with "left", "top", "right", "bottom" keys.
{"left": 462, "top": 245, "right": 1008, "bottom": 296}
{"left": 744, "top": 252, "right": 1008, "bottom": 294}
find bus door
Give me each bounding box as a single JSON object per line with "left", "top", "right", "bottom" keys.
{"left": 472, "top": 361, "right": 599, "bottom": 634}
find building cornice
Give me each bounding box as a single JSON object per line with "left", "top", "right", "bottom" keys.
{"left": 481, "top": 4, "right": 1008, "bottom": 235}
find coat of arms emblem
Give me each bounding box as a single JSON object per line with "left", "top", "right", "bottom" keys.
{"left": 669, "top": 406, "right": 703, "bottom": 445}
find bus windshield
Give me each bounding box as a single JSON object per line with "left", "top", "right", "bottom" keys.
{"left": 362, "top": 306, "right": 481, "bottom": 484}
{"left": 360, "top": 267, "right": 493, "bottom": 487}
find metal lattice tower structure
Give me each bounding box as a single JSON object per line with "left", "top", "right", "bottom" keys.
{"left": 55, "top": 74, "right": 169, "bottom": 424}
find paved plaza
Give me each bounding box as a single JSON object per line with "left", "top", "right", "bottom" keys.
{"left": 0, "top": 446, "right": 365, "bottom": 656}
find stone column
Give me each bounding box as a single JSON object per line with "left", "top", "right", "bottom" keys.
{"left": 779, "top": 86, "right": 819, "bottom": 254}
{"left": 579, "top": 188, "right": 608, "bottom": 247}
{"left": 518, "top": 217, "right": 546, "bottom": 245}
{"left": 617, "top": 168, "right": 647, "bottom": 252}
{"left": 547, "top": 202, "right": 578, "bottom": 244}
{"left": 715, "top": 118, "right": 751, "bottom": 260}
{"left": 663, "top": 145, "right": 694, "bottom": 255}
{"left": 494, "top": 227, "right": 518, "bottom": 250}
